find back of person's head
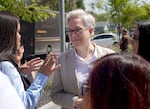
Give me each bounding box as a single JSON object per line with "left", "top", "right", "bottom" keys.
{"left": 87, "top": 53, "right": 150, "bottom": 109}
{"left": 138, "top": 21, "right": 150, "bottom": 62}
{"left": 0, "top": 11, "right": 19, "bottom": 61}
{"left": 66, "top": 9, "right": 95, "bottom": 27}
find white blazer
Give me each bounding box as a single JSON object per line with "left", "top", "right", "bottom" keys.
{"left": 50, "top": 44, "right": 115, "bottom": 109}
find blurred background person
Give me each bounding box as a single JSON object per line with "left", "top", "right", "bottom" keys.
{"left": 83, "top": 53, "right": 150, "bottom": 109}
{"left": 50, "top": 9, "right": 114, "bottom": 109}
{"left": 15, "top": 44, "right": 44, "bottom": 90}
{"left": 122, "top": 28, "right": 129, "bottom": 37}
{"left": 119, "top": 28, "right": 131, "bottom": 53}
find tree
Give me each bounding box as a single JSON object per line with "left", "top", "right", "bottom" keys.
{"left": 137, "top": 2, "right": 150, "bottom": 21}
{"left": 98, "top": 0, "right": 149, "bottom": 36}
{"left": 76, "top": 0, "right": 84, "bottom": 10}
{"left": 37, "top": 0, "right": 59, "bottom": 10}
{"left": 37, "top": 0, "right": 85, "bottom": 12}
{"left": 93, "top": 0, "right": 150, "bottom": 29}
{"left": 0, "top": 0, "right": 56, "bottom": 22}
{"left": 88, "top": 0, "right": 150, "bottom": 39}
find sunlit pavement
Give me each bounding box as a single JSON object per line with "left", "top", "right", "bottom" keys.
{"left": 38, "top": 101, "right": 61, "bottom": 109}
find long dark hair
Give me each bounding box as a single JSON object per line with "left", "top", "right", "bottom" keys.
{"left": 138, "top": 21, "right": 150, "bottom": 62}
{"left": 88, "top": 53, "right": 150, "bottom": 109}
{"left": 0, "top": 11, "right": 19, "bottom": 61}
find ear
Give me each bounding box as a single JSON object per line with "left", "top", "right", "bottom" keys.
{"left": 89, "top": 27, "right": 94, "bottom": 36}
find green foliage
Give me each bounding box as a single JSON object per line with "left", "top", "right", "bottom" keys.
{"left": 0, "top": 0, "right": 56, "bottom": 22}
{"left": 108, "top": 44, "right": 133, "bottom": 53}
{"left": 40, "top": 0, "right": 59, "bottom": 10}
{"left": 65, "top": 0, "right": 77, "bottom": 11}
{"left": 106, "top": 0, "right": 133, "bottom": 26}
{"left": 76, "top": 0, "right": 85, "bottom": 10}
{"left": 136, "top": 3, "right": 150, "bottom": 21}
{"left": 37, "top": 0, "right": 84, "bottom": 12}
{"left": 44, "top": 80, "right": 52, "bottom": 91}
{"left": 93, "top": 0, "right": 150, "bottom": 30}
{"left": 94, "top": 13, "right": 109, "bottom": 21}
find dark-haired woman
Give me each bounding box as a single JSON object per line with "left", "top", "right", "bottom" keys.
{"left": 83, "top": 53, "right": 150, "bottom": 109}
{"left": 0, "top": 11, "right": 60, "bottom": 109}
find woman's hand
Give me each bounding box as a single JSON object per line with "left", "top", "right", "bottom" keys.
{"left": 38, "top": 53, "right": 61, "bottom": 77}
{"left": 20, "top": 57, "right": 44, "bottom": 73}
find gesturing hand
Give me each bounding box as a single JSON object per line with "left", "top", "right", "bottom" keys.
{"left": 38, "top": 53, "right": 61, "bottom": 77}
{"left": 20, "top": 57, "right": 44, "bottom": 73}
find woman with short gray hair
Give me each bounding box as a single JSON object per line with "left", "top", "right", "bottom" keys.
{"left": 51, "top": 9, "right": 114, "bottom": 109}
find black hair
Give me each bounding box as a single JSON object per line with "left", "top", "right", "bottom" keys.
{"left": 138, "top": 21, "right": 150, "bottom": 62}
{"left": 0, "top": 11, "right": 19, "bottom": 61}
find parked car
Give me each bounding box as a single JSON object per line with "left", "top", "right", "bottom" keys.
{"left": 91, "top": 32, "right": 119, "bottom": 47}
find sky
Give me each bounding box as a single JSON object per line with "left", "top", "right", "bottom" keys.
{"left": 84, "top": 0, "right": 150, "bottom": 14}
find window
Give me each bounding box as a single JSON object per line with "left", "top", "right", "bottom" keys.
{"left": 93, "top": 35, "right": 113, "bottom": 40}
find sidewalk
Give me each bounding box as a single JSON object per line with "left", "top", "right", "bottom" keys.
{"left": 38, "top": 101, "right": 61, "bottom": 109}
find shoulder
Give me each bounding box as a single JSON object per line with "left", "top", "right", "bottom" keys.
{"left": 94, "top": 44, "right": 115, "bottom": 58}
{"left": 0, "top": 61, "right": 15, "bottom": 68}
{"left": 95, "top": 44, "right": 115, "bottom": 54}
{"left": 0, "top": 61, "right": 18, "bottom": 77}
{"left": 0, "top": 71, "right": 8, "bottom": 81}
{"left": 58, "top": 48, "right": 75, "bottom": 61}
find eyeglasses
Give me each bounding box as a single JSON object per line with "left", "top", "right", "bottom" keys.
{"left": 80, "top": 84, "right": 90, "bottom": 96}
{"left": 132, "top": 35, "right": 139, "bottom": 40}
{"left": 66, "top": 26, "right": 89, "bottom": 36}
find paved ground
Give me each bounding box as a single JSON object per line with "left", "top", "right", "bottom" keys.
{"left": 38, "top": 102, "right": 61, "bottom": 109}
{"left": 37, "top": 90, "right": 61, "bottom": 109}
{"left": 37, "top": 90, "right": 51, "bottom": 108}
{"left": 36, "top": 88, "right": 61, "bottom": 109}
